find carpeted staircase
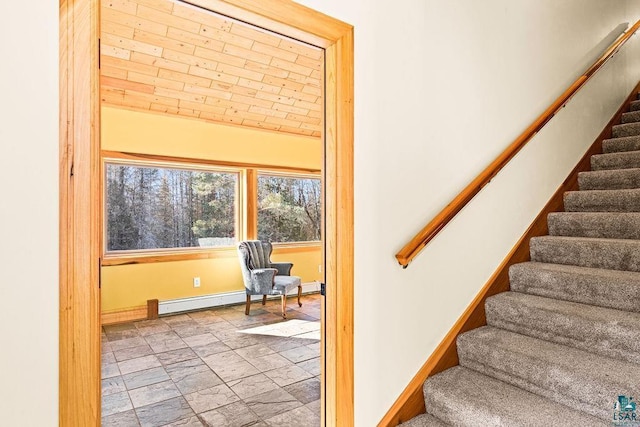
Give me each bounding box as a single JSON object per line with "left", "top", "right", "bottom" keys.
{"left": 402, "top": 98, "right": 640, "bottom": 427}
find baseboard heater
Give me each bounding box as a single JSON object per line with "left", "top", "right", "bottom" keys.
{"left": 158, "top": 281, "right": 322, "bottom": 316}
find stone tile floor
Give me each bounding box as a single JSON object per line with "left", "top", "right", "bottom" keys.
{"left": 101, "top": 294, "right": 322, "bottom": 427}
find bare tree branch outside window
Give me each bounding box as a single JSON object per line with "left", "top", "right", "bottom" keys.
{"left": 105, "top": 163, "right": 237, "bottom": 251}
{"left": 257, "top": 174, "right": 321, "bottom": 243}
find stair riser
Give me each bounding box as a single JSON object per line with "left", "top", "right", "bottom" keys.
{"left": 591, "top": 152, "right": 640, "bottom": 170}
{"left": 548, "top": 213, "right": 640, "bottom": 239}
{"left": 486, "top": 295, "right": 640, "bottom": 364}
{"left": 578, "top": 170, "right": 640, "bottom": 190}
{"left": 530, "top": 238, "right": 640, "bottom": 272}
{"left": 509, "top": 263, "right": 640, "bottom": 313}
{"left": 564, "top": 190, "right": 640, "bottom": 212}
{"left": 630, "top": 100, "right": 640, "bottom": 111}
{"left": 457, "top": 328, "right": 640, "bottom": 421}
{"left": 602, "top": 136, "right": 640, "bottom": 153}
{"left": 613, "top": 122, "right": 640, "bottom": 138}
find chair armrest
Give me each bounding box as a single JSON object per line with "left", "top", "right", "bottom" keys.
{"left": 270, "top": 262, "right": 293, "bottom": 276}
{"left": 249, "top": 268, "right": 278, "bottom": 294}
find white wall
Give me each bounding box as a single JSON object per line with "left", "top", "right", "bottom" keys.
{"left": 0, "top": 1, "right": 59, "bottom": 425}
{"left": 294, "top": 0, "right": 640, "bottom": 425}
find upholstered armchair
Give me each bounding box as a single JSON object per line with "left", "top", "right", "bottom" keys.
{"left": 237, "top": 240, "right": 302, "bottom": 318}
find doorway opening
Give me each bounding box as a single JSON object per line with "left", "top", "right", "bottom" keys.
{"left": 100, "top": 3, "right": 325, "bottom": 423}
{"left": 59, "top": 0, "right": 353, "bottom": 425}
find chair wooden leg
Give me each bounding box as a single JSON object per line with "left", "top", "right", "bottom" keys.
{"left": 281, "top": 294, "right": 287, "bottom": 319}
{"left": 298, "top": 285, "right": 302, "bottom": 307}
{"left": 262, "top": 295, "right": 267, "bottom": 305}
{"left": 245, "top": 295, "right": 251, "bottom": 315}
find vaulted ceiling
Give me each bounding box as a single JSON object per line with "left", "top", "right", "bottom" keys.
{"left": 100, "top": 0, "right": 323, "bottom": 138}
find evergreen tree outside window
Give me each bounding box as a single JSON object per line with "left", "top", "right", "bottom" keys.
{"left": 257, "top": 174, "right": 321, "bottom": 243}
{"left": 105, "top": 162, "right": 238, "bottom": 252}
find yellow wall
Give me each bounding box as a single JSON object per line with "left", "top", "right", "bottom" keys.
{"left": 101, "top": 107, "right": 322, "bottom": 312}
{"left": 102, "top": 106, "right": 322, "bottom": 170}
{"left": 102, "top": 247, "right": 322, "bottom": 311}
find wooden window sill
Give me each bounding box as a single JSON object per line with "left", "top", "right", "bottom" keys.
{"left": 102, "top": 243, "right": 322, "bottom": 266}
{"left": 102, "top": 248, "right": 237, "bottom": 266}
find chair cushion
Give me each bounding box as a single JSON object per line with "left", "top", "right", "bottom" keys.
{"left": 272, "top": 275, "right": 302, "bottom": 295}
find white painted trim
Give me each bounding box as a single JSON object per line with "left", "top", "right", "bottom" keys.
{"left": 158, "top": 282, "right": 321, "bottom": 315}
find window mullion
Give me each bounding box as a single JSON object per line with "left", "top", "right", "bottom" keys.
{"left": 245, "top": 168, "right": 258, "bottom": 240}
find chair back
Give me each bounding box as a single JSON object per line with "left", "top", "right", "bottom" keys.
{"left": 238, "top": 240, "right": 273, "bottom": 270}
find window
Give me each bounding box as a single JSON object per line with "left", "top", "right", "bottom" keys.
{"left": 257, "top": 174, "right": 321, "bottom": 243}
{"left": 105, "top": 162, "right": 238, "bottom": 252}
{"left": 103, "top": 158, "right": 321, "bottom": 259}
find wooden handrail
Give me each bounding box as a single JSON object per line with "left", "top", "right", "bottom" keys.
{"left": 396, "top": 20, "right": 640, "bottom": 268}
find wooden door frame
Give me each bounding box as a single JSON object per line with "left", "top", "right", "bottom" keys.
{"left": 59, "top": 0, "right": 354, "bottom": 425}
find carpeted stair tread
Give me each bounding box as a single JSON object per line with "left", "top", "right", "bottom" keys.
{"left": 602, "top": 135, "right": 640, "bottom": 153}
{"left": 456, "top": 326, "right": 640, "bottom": 420}
{"left": 578, "top": 168, "right": 640, "bottom": 190}
{"left": 423, "top": 366, "right": 608, "bottom": 427}
{"left": 630, "top": 100, "right": 640, "bottom": 111}
{"left": 564, "top": 187, "right": 640, "bottom": 212}
{"left": 548, "top": 212, "right": 640, "bottom": 239}
{"left": 591, "top": 150, "right": 640, "bottom": 170}
{"left": 612, "top": 122, "right": 640, "bottom": 138}
{"left": 399, "top": 414, "right": 449, "bottom": 426}
{"left": 485, "top": 292, "right": 640, "bottom": 364}
{"left": 530, "top": 235, "right": 640, "bottom": 272}
{"left": 509, "top": 262, "right": 640, "bottom": 312}
{"left": 622, "top": 110, "right": 640, "bottom": 123}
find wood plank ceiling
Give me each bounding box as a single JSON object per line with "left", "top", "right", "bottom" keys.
{"left": 100, "top": 0, "right": 323, "bottom": 138}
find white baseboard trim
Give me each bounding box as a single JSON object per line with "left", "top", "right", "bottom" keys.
{"left": 158, "top": 282, "right": 321, "bottom": 315}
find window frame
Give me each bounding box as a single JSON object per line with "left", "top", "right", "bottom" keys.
{"left": 100, "top": 152, "right": 323, "bottom": 265}
{"left": 256, "top": 170, "right": 323, "bottom": 246}
{"left": 102, "top": 157, "right": 244, "bottom": 263}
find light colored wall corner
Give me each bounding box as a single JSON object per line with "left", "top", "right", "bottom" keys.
{"left": 100, "top": 107, "right": 323, "bottom": 312}
{"left": 298, "top": 0, "right": 638, "bottom": 425}
{"left": 0, "top": 0, "right": 59, "bottom": 425}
